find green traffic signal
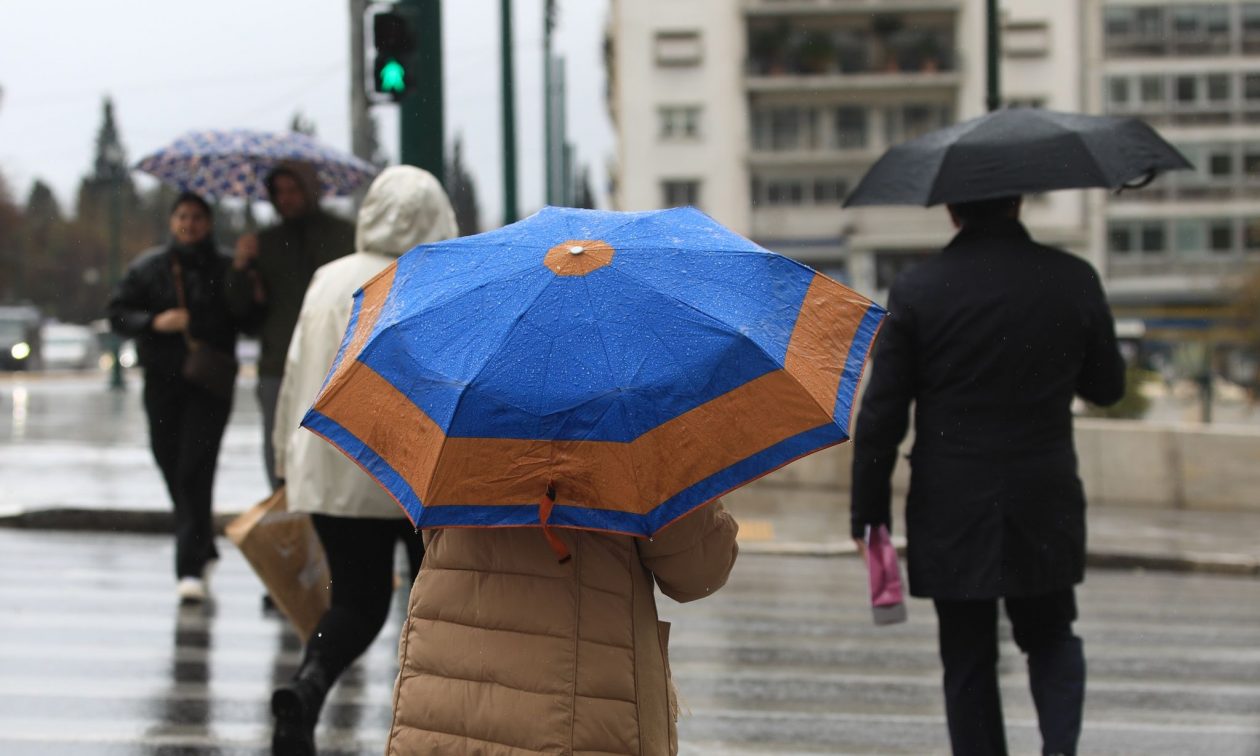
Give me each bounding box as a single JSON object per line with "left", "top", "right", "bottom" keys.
{"left": 379, "top": 59, "right": 407, "bottom": 94}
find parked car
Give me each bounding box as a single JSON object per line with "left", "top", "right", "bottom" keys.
{"left": 40, "top": 322, "right": 102, "bottom": 371}
{"left": 0, "top": 305, "right": 42, "bottom": 371}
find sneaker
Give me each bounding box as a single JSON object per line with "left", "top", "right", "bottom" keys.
{"left": 177, "top": 577, "right": 207, "bottom": 604}
{"left": 201, "top": 558, "right": 218, "bottom": 590}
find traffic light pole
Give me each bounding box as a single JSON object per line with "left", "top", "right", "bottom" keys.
{"left": 399, "top": 0, "right": 444, "bottom": 181}
{"left": 986, "top": 0, "right": 1000, "bottom": 111}
{"left": 501, "top": 0, "right": 519, "bottom": 224}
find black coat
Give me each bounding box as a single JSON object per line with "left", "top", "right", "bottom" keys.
{"left": 851, "top": 218, "right": 1125, "bottom": 600}
{"left": 108, "top": 240, "right": 243, "bottom": 379}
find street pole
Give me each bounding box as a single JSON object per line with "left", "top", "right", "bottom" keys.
{"left": 107, "top": 169, "right": 124, "bottom": 390}
{"left": 349, "top": 0, "right": 372, "bottom": 162}
{"left": 986, "top": 0, "right": 1001, "bottom": 111}
{"left": 501, "top": 0, "right": 519, "bottom": 224}
{"left": 543, "top": 0, "right": 556, "bottom": 206}
{"left": 399, "top": 0, "right": 444, "bottom": 181}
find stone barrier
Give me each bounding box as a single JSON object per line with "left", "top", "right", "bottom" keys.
{"left": 753, "top": 419, "right": 1260, "bottom": 511}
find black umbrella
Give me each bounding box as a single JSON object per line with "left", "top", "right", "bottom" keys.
{"left": 843, "top": 108, "right": 1193, "bottom": 208}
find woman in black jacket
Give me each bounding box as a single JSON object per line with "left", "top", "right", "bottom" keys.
{"left": 108, "top": 192, "right": 245, "bottom": 603}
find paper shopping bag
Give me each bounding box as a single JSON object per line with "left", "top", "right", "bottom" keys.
{"left": 225, "top": 488, "right": 330, "bottom": 641}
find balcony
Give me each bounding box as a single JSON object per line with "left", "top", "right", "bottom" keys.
{"left": 743, "top": 0, "right": 962, "bottom": 14}
{"left": 745, "top": 13, "right": 958, "bottom": 89}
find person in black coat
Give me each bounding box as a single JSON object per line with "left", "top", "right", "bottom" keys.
{"left": 851, "top": 196, "right": 1125, "bottom": 756}
{"left": 108, "top": 192, "right": 246, "bottom": 604}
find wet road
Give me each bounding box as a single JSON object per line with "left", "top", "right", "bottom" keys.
{"left": 0, "top": 529, "right": 1256, "bottom": 755}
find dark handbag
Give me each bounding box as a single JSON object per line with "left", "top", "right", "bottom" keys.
{"left": 171, "top": 255, "right": 238, "bottom": 400}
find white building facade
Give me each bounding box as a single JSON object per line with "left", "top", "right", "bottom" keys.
{"left": 607, "top": 0, "right": 1088, "bottom": 299}
{"left": 1087, "top": 0, "right": 1260, "bottom": 354}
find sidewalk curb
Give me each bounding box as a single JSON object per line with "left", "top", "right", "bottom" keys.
{"left": 3, "top": 507, "right": 1257, "bottom": 577}
{"left": 0, "top": 507, "right": 244, "bottom": 535}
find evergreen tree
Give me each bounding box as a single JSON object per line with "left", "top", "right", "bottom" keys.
{"left": 290, "top": 111, "right": 317, "bottom": 136}
{"left": 0, "top": 169, "right": 25, "bottom": 302}
{"left": 445, "top": 135, "right": 481, "bottom": 236}
{"left": 574, "top": 165, "right": 597, "bottom": 210}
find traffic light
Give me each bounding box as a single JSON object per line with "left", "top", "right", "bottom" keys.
{"left": 373, "top": 10, "right": 415, "bottom": 100}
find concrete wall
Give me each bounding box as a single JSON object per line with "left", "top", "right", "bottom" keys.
{"left": 753, "top": 419, "right": 1260, "bottom": 511}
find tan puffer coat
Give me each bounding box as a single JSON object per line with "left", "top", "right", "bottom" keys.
{"left": 386, "top": 501, "right": 739, "bottom": 755}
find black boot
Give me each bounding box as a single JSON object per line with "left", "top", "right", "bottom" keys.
{"left": 271, "top": 656, "right": 332, "bottom": 756}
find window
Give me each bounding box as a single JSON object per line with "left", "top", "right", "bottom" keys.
{"left": 833, "top": 107, "right": 867, "bottom": 149}
{"left": 1175, "top": 75, "right": 1198, "bottom": 104}
{"left": 1244, "top": 145, "right": 1260, "bottom": 180}
{"left": 1109, "top": 77, "right": 1131, "bottom": 107}
{"left": 1245, "top": 218, "right": 1260, "bottom": 252}
{"left": 1105, "top": 7, "right": 1135, "bottom": 38}
{"left": 659, "top": 106, "right": 701, "bottom": 139}
{"left": 1109, "top": 224, "right": 1134, "bottom": 255}
{"left": 655, "top": 31, "right": 702, "bottom": 67}
{"left": 1209, "top": 219, "right": 1234, "bottom": 253}
{"left": 1140, "top": 222, "right": 1166, "bottom": 254}
{"left": 765, "top": 179, "right": 805, "bottom": 206}
{"left": 1245, "top": 3, "right": 1260, "bottom": 51}
{"left": 885, "top": 103, "right": 951, "bottom": 144}
{"left": 1207, "top": 74, "right": 1231, "bottom": 102}
{"left": 1174, "top": 219, "right": 1205, "bottom": 253}
{"left": 813, "top": 177, "right": 849, "bottom": 204}
{"left": 1245, "top": 74, "right": 1260, "bottom": 102}
{"left": 1140, "top": 75, "right": 1165, "bottom": 104}
{"left": 661, "top": 180, "right": 700, "bottom": 207}
{"left": 1209, "top": 150, "right": 1234, "bottom": 179}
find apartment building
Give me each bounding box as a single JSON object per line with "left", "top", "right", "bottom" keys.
{"left": 607, "top": 0, "right": 1086, "bottom": 299}
{"left": 1089, "top": 0, "right": 1260, "bottom": 358}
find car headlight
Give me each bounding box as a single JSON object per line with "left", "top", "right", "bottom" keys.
{"left": 10, "top": 342, "right": 30, "bottom": 360}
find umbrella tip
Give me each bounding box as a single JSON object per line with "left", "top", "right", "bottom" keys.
{"left": 568, "top": 245, "right": 585, "bottom": 256}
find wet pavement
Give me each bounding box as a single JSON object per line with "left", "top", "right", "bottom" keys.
{"left": 3, "top": 372, "right": 1260, "bottom": 575}
{"left": 0, "top": 528, "right": 1257, "bottom": 755}
{"left": 2, "top": 372, "right": 1260, "bottom": 754}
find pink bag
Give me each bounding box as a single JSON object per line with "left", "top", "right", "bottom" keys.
{"left": 865, "top": 524, "right": 907, "bottom": 625}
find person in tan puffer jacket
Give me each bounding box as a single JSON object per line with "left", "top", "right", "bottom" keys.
{"left": 386, "top": 500, "right": 739, "bottom": 755}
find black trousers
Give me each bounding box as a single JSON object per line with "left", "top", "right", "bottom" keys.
{"left": 933, "top": 589, "right": 1084, "bottom": 756}
{"left": 304, "top": 514, "right": 425, "bottom": 680}
{"left": 143, "top": 372, "right": 232, "bottom": 579}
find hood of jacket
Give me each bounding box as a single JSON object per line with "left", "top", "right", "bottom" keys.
{"left": 355, "top": 165, "right": 458, "bottom": 258}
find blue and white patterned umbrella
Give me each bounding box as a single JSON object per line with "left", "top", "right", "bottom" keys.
{"left": 134, "top": 129, "right": 378, "bottom": 200}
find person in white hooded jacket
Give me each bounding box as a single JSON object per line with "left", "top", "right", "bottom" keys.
{"left": 268, "top": 165, "right": 457, "bottom": 756}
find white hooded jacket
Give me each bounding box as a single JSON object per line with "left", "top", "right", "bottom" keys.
{"left": 273, "top": 166, "right": 458, "bottom": 518}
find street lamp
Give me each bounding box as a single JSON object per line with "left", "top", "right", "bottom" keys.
{"left": 103, "top": 141, "right": 126, "bottom": 391}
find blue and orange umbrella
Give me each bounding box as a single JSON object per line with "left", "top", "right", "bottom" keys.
{"left": 303, "top": 206, "right": 885, "bottom": 555}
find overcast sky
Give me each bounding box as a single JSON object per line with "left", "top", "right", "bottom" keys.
{"left": 0, "top": 0, "right": 614, "bottom": 226}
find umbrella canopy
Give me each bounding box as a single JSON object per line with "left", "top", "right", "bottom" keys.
{"left": 843, "top": 108, "right": 1193, "bottom": 208}
{"left": 134, "top": 129, "right": 378, "bottom": 200}
{"left": 302, "top": 206, "right": 886, "bottom": 540}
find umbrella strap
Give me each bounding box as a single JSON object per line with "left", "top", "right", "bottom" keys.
{"left": 539, "top": 484, "right": 571, "bottom": 564}
{"left": 169, "top": 255, "right": 195, "bottom": 350}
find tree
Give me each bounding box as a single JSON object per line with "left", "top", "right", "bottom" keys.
{"left": 574, "top": 165, "right": 596, "bottom": 210}
{"left": 445, "top": 135, "right": 481, "bottom": 236}
{"left": 290, "top": 111, "right": 317, "bottom": 136}
{"left": 0, "top": 169, "right": 25, "bottom": 302}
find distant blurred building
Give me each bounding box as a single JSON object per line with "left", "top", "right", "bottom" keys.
{"left": 1088, "top": 0, "right": 1259, "bottom": 363}
{"left": 605, "top": 0, "right": 1089, "bottom": 299}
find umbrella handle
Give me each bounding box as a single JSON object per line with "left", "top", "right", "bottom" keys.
{"left": 539, "top": 484, "right": 572, "bottom": 563}
{"left": 1117, "top": 170, "right": 1156, "bottom": 192}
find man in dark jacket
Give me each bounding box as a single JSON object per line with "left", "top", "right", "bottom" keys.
{"left": 227, "top": 162, "right": 355, "bottom": 490}
{"left": 851, "top": 196, "right": 1125, "bottom": 756}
